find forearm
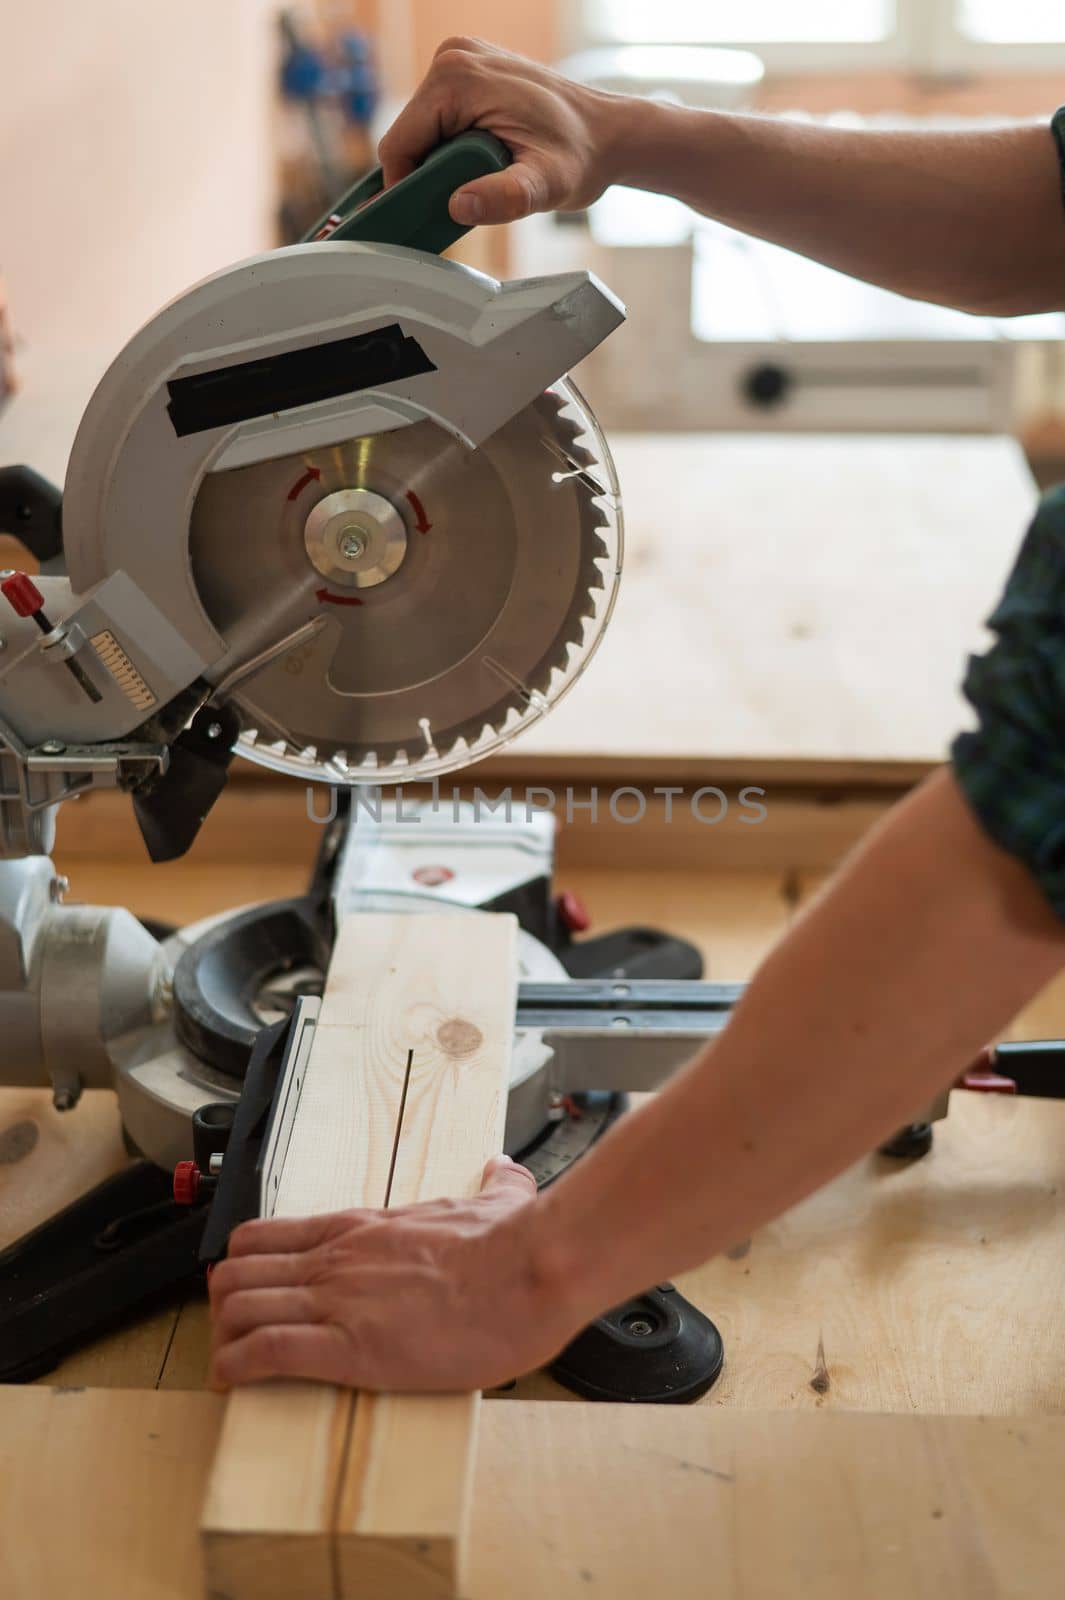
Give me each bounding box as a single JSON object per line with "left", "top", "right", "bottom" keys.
{"left": 609, "top": 102, "right": 1065, "bottom": 315}
{"left": 531, "top": 768, "right": 1065, "bottom": 1326}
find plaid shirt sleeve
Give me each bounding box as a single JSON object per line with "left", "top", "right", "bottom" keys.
{"left": 950, "top": 109, "right": 1065, "bottom": 916}
{"left": 951, "top": 485, "right": 1065, "bottom": 917}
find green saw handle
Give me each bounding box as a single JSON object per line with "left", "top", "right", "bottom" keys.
{"left": 301, "top": 131, "right": 511, "bottom": 255}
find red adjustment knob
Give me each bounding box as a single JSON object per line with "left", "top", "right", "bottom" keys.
{"left": 173, "top": 1159, "right": 202, "bottom": 1205}
{"left": 557, "top": 890, "right": 591, "bottom": 934}
{"left": 0, "top": 570, "right": 45, "bottom": 618}
{"left": 957, "top": 1046, "right": 1017, "bottom": 1095}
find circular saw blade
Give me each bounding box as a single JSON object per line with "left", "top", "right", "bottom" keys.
{"left": 189, "top": 388, "right": 617, "bottom": 780}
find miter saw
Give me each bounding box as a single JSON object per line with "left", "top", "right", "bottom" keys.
{"left": 0, "top": 135, "right": 1013, "bottom": 1395}
{"left": 0, "top": 135, "right": 738, "bottom": 1397}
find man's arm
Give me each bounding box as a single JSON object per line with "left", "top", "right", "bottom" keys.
{"left": 208, "top": 768, "right": 1065, "bottom": 1392}
{"left": 528, "top": 768, "right": 1065, "bottom": 1318}
{"left": 379, "top": 37, "right": 1065, "bottom": 316}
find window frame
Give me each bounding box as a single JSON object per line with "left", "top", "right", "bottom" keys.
{"left": 578, "top": 0, "right": 1065, "bottom": 74}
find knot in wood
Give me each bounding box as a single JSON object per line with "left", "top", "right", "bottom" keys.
{"left": 436, "top": 1017, "right": 483, "bottom": 1057}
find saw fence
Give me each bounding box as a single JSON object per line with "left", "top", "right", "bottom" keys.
{"left": 201, "top": 911, "right": 518, "bottom": 1600}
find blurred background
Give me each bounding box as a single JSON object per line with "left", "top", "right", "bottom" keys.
{"left": 4, "top": 0, "right": 1065, "bottom": 477}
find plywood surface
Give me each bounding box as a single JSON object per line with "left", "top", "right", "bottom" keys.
{"left": 4, "top": 1388, "right": 1064, "bottom": 1600}
{"left": 503, "top": 433, "right": 1035, "bottom": 778}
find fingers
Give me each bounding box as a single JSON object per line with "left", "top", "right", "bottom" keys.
{"left": 451, "top": 163, "right": 546, "bottom": 226}
{"left": 209, "top": 1251, "right": 310, "bottom": 1299}
{"left": 212, "top": 1286, "right": 324, "bottom": 1343}
{"left": 227, "top": 1213, "right": 341, "bottom": 1258}
{"left": 378, "top": 94, "right": 451, "bottom": 188}
{"left": 480, "top": 1153, "right": 537, "bottom": 1205}
{"left": 379, "top": 40, "right": 490, "bottom": 185}
{"left": 211, "top": 1323, "right": 353, "bottom": 1390}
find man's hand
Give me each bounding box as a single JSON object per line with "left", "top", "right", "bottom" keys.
{"left": 379, "top": 36, "right": 631, "bottom": 225}
{"left": 383, "top": 35, "right": 1065, "bottom": 315}
{"left": 208, "top": 1154, "right": 572, "bottom": 1393}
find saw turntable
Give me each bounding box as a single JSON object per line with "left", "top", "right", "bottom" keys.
{"left": 0, "top": 135, "right": 977, "bottom": 1400}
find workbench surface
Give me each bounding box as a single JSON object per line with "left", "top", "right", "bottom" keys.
{"left": 5, "top": 1388, "right": 1063, "bottom": 1599}
{"left": 2, "top": 854, "right": 1064, "bottom": 1594}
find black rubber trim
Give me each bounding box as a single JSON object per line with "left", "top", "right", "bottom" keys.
{"left": 165, "top": 323, "right": 436, "bottom": 437}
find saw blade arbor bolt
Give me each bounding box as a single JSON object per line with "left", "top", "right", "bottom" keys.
{"left": 303, "top": 488, "right": 408, "bottom": 591}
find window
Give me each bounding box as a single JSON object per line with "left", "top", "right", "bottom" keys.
{"left": 588, "top": 2, "right": 895, "bottom": 45}
{"left": 583, "top": 0, "right": 1065, "bottom": 68}
{"left": 958, "top": 2, "right": 1064, "bottom": 42}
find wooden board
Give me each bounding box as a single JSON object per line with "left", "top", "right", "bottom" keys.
{"left": 5, "top": 1388, "right": 1065, "bottom": 1600}
{"left": 467, "top": 1402, "right": 1065, "bottom": 1600}
{"left": 0, "top": 1087, "right": 125, "bottom": 1254}
{"left": 1, "top": 1385, "right": 223, "bottom": 1600}
{"left": 495, "top": 433, "right": 1035, "bottom": 780}
{"left": 201, "top": 911, "right": 519, "bottom": 1600}
{"left": 678, "top": 1089, "right": 1065, "bottom": 1414}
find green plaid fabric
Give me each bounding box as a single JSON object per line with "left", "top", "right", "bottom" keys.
{"left": 949, "top": 110, "right": 1065, "bottom": 916}
{"left": 952, "top": 482, "right": 1065, "bottom": 916}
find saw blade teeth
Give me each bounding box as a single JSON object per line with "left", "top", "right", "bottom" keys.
{"left": 206, "top": 376, "right": 620, "bottom": 784}
{"left": 417, "top": 716, "right": 438, "bottom": 759}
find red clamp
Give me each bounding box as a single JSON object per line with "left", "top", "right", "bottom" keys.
{"left": 956, "top": 1046, "right": 1017, "bottom": 1095}
{"left": 172, "top": 1160, "right": 203, "bottom": 1205}
{"left": 557, "top": 890, "right": 591, "bottom": 935}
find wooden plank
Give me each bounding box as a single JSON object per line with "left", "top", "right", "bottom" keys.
{"left": 495, "top": 433, "right": 1035, "bottom": 779}
{"left": 0, "top": 1088, "right": 126, "bottom": 1252}
{"left": 679, "top": 1090, "right": 1065, "bottom": 1413}
{"left": 335, "top": 1392, "right": 482, "bottom": 1600}
{"left": 5, "top": 1389, "right": 1065, "bottom": 1599}
{"left": 1, "top": 1385, "right": 224, "bottom": 1600}
{"left": 325, "top": 913, "right": 517, "bottom": 1600}
{"left": 201, "top": 911, "right": 518, "bottom": 1600}
{"left": 468, "top": 1403, "right": 1065, "bottom": 1600}
{"left": 201, "top": 1381, "right": 352, "bottom": 1600}
{"left": 157, "top": 1294, "right": 213, "bottom": 1391}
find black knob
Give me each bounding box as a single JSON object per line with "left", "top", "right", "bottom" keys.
{"left": 742, "top": 363, "right": 792, "bottom": 408}
{"left": 192, "top": 1101, "right": 236, "bottom": 1169}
